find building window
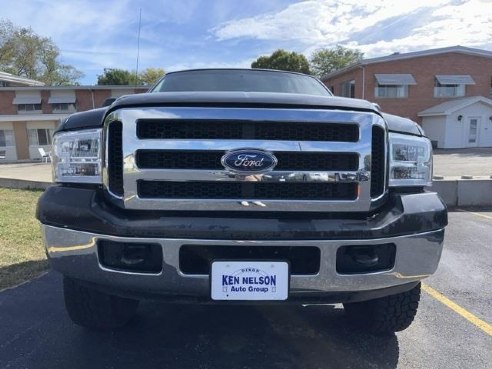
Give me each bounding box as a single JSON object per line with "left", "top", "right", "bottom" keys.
{"left": 28, "top": 129, "right": 54, "bottom": 146}
{"left": 374, "top": 74, "right": 415, "bottom": 99}
{"left": 0, "top": 130, "right": 15, "bottom": 147}
{"left": 17, "top": 104, "right": 42, "bottom": 113}
{"left": 340, "top": 80, "right": 355, "bottom": 98}
{"left": 13, "top": 91, "right": 42, "bottom": 113}
{"left": 375, "top": 85, "right": 408, "bottom": 98}
{"left": 49, "top": 91, "right": 76, "bottom": 113}
{"left": 433, "top": 75, "right": 474, "bottom": 98}
{"left": 434, "top": 81, "right": 465, "bottom": 97}
{"left": 51, "top": 102, "right": 76, "bottom": 113}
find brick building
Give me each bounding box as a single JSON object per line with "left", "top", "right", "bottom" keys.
{"left": 322, "top": 46, "right": 492, "bottom": 148}
{"left": 0, "top": 72, "right": 147, "bottom": 161}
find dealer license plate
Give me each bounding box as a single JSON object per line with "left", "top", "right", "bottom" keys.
{"left": 211, "top": 261, "right": 289, "bottom": 301}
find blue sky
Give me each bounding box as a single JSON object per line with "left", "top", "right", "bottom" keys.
{"left": 1, "top": 0, "right": 491, "bottom": 85}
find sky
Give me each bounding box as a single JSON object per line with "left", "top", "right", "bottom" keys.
{"left": 1, "top": 0, "right": 491, "bottom": 85}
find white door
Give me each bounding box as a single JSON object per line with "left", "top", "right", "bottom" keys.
{"left": 479, "top": 115, "right": 492, "bottom": 147}
{"left": 465, "top": 117, "right": 480, "bottom": 147}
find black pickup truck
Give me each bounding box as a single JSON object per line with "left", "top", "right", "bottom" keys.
{"left": 37, "top": 69, "right": 447, "bottom": 334}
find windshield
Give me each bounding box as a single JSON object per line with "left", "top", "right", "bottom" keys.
{"left": 151, "top": 70, "right": 331, "bottom": 96}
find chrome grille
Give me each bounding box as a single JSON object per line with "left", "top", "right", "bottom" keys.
{"left": 104, "top": 107, "right": 386, "bottom": 212}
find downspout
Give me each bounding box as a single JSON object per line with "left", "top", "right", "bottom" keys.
{"left": 89, "top": 88, "right": 95, "bottom": 109}
{"left": 361, "top": 65, "right": 366, "bottom": 100}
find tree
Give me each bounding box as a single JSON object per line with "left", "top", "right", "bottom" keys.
{"left": 251, "top": 49, "right": 310, "bottom": 74}
{"left": 139, "top": 67, "right": 165, "bottom": 85}
{"left": 310, "top": 45, "right": 364, "bottom": 78}
{"left": 97, "top": 68, "right": 139, "bottom": 85}
{"left": 0, "top": 19, "right": 83, "bottom": 85}
{"left": 97, "top": 67, "right": 165, "bottom": 86}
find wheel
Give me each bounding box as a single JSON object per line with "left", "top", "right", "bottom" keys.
{"left": 63, "top": 277, "right": 139, "bottom": 330}
{"left": 343, "top": 283, "right": 421, "bottom": 335}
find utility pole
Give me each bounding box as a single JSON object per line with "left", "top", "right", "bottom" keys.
{"left": 135, "top": 8, "right": 142, "bottom": 86}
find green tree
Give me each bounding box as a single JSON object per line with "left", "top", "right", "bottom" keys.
{"left": 0, "top": 19, "right": 83, "bottom": 85}
{"left": 97, "top": 68, "right": 139, "bottom": 85}
{"left": 139, "top": 67, "right": 165, "bottom": 85}
{"left": 97, "top": 67, "right": 165, "bottom": 86}
{"left": 310, "top": 45, "right": 364, "bottom": 78}
{"left": 251, "top": 49, "right": 310, "bottom": 74}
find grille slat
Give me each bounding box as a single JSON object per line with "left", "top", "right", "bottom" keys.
{"left": 137, "top": 181, "right": 358, "bottom": 201}
{"left": 136, "top": 150, "right": 359, "bottom": 171}
{"left": 137, "top": 119, "right": 359, "bottom": 142}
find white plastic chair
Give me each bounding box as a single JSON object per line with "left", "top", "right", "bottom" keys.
{"left": 38, "top": 147, "right": 50, "bottom": 163}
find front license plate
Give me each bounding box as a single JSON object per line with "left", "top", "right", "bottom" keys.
{"left": 211, "top": 261, "right": 289, "bottom": 301}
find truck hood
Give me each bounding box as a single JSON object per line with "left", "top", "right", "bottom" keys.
{"left": 108, "top": 91, "right": 379, "bottom": 112}
{"left": 57, "top": 91, "right": 422, "bottom": 136}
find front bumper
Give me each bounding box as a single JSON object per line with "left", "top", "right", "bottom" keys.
{"left": 43, "top": 225, "right": 443, "bottom": 302}
{"left": 38, "top": 187, "right": 447, "bottom": 303}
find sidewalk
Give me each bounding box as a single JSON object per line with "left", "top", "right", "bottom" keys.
{"left": 0, "top": 163, "right": 52, "bottom": 183}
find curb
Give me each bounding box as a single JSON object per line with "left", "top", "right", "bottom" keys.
{"left": 0, "top": 178, "right": 51, "bottom": 190}
{"left": 431, "top": 179, "right": 492, "bottom": 207}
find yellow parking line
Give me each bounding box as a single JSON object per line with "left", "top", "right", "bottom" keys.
{"left": 422, "top": 283, "right": 492, "bottom": 337}
{"left": 456, "top": 208, "right": 492, "bottom": 221}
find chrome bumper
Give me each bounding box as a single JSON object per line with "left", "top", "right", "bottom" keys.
{"left": 42, "top": 224, "right": 444, "bottom": 298}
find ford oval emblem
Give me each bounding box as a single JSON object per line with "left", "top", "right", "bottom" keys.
{"left": 221, "top": 149, "right": 277, "bottom": 174}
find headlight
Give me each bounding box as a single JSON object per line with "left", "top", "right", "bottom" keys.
{"left": 389, "top": 132, "right": 432, "bottom": 187}
{"left": 52, "top": 129, "right": 102, "bottom": 183}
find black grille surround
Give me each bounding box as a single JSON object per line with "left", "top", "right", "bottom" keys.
{"left": 138, "top": 181, "right": 358, "bottom": 201}
{"left": 136, "top": 150, "right": 359, "bottom": 171}
{"left": 107, "top": 121, "right": 123, "bottom": 196}
{"left": 371, "top": 126, "right": 386, "bottom": 198}
{"left": 136, "top": 119, "right": 359, "bottom": 142}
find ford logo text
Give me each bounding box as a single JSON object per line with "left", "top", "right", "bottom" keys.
{"left": 221, "top": 149, "right": 278, "bottom": 174}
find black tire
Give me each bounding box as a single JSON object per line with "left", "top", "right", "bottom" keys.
{"left": 63, "top": 277, "right": 139, "bottom": 330}
{"left": 343, "top": 283, "right": 421, "bottom": 335}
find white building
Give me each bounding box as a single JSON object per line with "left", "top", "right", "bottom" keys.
{"left": 419, "top": 96, "right": 492, "bottom": 148}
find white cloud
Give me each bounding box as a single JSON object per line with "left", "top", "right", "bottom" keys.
{"left": 212, "top": 0, "right": 446, "bottom": 42}
{"left": 2, "top": 0, "right": 491, "bottom": 84}
{"left": 2, "top": 0, "right": 134, "bottom": 44}
{"left": 355, "top": 0, "right": 492, "bottom": 56}
{"left": 212, "top": 0, "right": 492, "bottom": 56}
{"left": 0, "top": 0, "right": 171, "bottom": 80}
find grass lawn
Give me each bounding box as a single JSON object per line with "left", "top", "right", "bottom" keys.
{"left": 0, "top": 188, "right": 48, "bottom": 290}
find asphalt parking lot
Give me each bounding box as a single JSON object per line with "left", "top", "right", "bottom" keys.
{"left": 0, "top": 210, "right": 491, "bottom": 369}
